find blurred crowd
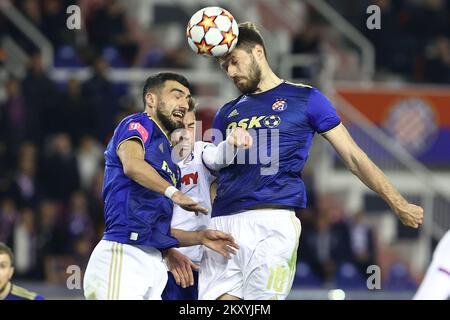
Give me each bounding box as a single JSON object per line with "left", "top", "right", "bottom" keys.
{"left": 293, "top": 0, "right": 450, "bottom": 82}
{"left": 293, "top": 177, "right": 418, "bottom": 290}
{"left": 0, "top": 0, "right": 192, "bottom": 69}
{"left": 0, "top": 0, "right": 448, "bottom": 81}
{"left": 0, "top": 52, "right": 130, "bottom": 282}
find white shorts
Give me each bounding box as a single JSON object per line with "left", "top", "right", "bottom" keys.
{"left": 199, "top": 209, "right": 301, "bottom": 300}
{"left": 83, "top": 240, "right": 168, "bottom": 300}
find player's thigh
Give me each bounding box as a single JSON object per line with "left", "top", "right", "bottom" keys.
{"left": 118, "top": 244, "right": 168, "bottom": 300}
{"left": 83, "top": 240, "right": 116, "bottom": 300}
{"left": 84, "top": 241, "right": 167, "bottom": 300}
{"left": 198, "top": 245, "right": 243, "bottom": 300}
{"left": 244, "top": 215, "right": 301, "bottom": 300}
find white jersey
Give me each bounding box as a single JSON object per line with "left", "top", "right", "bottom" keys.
{"left": 414, "top": 229, "right": 450, "bottom": 300}
{"left": 171, "top": 141, "right": 216, "bottom": 264}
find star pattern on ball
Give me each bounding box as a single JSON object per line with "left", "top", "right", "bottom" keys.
{"left": 220, "top": 28, "right": 237, "bottom": 48}
{"left": 198, "top": 13, "right": 216, "bottom": 33}
{"left": 195, "top": 39, "right": 214, "bottom": 55}
{"left": 221, "top": 9, "right": 234, "bottom": 21}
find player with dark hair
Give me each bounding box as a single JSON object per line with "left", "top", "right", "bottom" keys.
{"left": 83, "top": 72, "right": 239, "bottom": 300}
{"left": 0, "top": 242, "right": 44, "bottom": 300}
{"left": 199, "top": 22, "right": 424, "bottom": 300}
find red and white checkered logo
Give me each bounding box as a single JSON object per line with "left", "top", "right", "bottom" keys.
{"left": 272, "top": 98, "right": 287, "bottom": 112}
{"left": 384, "top": 98, "right": 437, "bottom": 155}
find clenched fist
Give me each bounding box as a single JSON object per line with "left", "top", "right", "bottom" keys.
{"left": 226, "top": 127, "right": 253, "bottom": 149}
{"left": 395, "top": 203, "right": 424, "bottom": 228}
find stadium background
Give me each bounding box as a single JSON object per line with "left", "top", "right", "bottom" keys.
{"left": 0, "top": 0, "right": 449, "bottom": 300}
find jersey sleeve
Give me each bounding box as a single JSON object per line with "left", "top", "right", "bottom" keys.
{"left": 306, "top": 88, "right": 341, "bottom": 134}
{"left": 115, "top": 118, "right": 153, "bottom": 152}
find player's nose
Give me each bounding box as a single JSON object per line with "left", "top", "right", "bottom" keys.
{"left": 178, "top": 100, "right": 189, "bottom": 112}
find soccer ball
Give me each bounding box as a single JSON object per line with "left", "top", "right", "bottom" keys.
{"left": 186, "top": 7, "right": 239, "bottom": 57}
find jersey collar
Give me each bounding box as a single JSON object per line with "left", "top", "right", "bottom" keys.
{"left": 0, "top": 282, "right": 11, "bottom": 300}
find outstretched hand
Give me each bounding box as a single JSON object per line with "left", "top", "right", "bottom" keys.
{"left": 200, "top": 229, "right": 239, "bottom": 259}
{"left": 172, "top": 191, "right": 208, "bottom": 215}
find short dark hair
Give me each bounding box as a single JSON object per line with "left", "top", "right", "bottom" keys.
{"left": 142, "top": 72, "right": 192, "bottom": 106}
{"left": 235, "top": 22, "right": 267, "bottom": 57}
{"left": 0, "top": 242, "right": 14, "bottom": 266}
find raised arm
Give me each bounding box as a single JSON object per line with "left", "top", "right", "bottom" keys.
{"left": 202, "top": 127, "right": 253, "bottom": 171}
{"left": 117, "top": 139, "right": 208, "bottom": 214}
{"left": 322, "top": 123, "right": 424, "bottom": 228}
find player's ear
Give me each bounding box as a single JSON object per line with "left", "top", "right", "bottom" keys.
{"left": 9, "top": 267, "right": 14, "bottom": 280}
{"left": 145, "top": 91, "right": 157, "bottom": 109}
{"left": 253, "top": 44, "right": 265, "bottom": 61}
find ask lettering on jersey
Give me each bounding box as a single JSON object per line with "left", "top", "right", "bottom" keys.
{"left": 161, "top": 161, "right": 177, "bottom": 186}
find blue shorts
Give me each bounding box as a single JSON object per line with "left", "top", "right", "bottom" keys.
{"left": 162, "top": 271, "right": 198, "bottom": 300}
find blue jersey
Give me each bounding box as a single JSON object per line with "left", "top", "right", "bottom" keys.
{"left": 211, "top": 82, "right": 341, "bottom": 217}
{"left": 102, "top": 112, "right": 180, "bottom": 250}
{"left": 2, "top": 284, "right": 44, "bottom": 300}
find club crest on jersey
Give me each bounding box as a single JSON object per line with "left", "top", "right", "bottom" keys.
{"left": 264, "top": 115, "right": 281, "bottom": 128}
{"left": 272, "top": 98, "right": 287, "bottom": 112}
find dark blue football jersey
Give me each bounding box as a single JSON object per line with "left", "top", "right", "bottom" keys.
{"left": 102, "top": 112, "right": 180, "bottom": 250}
{"left": 211, "top": 82, "right": 341, "bottom": 217}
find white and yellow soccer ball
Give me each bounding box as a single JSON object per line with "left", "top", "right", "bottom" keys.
{"left": 186, "top": 7, "right": 239, "bottom": 57}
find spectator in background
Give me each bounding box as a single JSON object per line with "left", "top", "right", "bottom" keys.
{"left": 41, "top": 0, "right": 75, "bottom": 49}
{"left": 11, "top": 207, "right": 38, "bottom": 279}
{"left": 67, "top": 191, "right": 96, "bottom": 245}
{"left": 76, "top": 136, "right": 103, "bottom": 191}
{"left": 291, "top": 22, "right": 322, "bottom": 79}
{"left": 362, "top": 0, "right": 418, "bottom": 77}
{"left": 83, "top": 57, "right": 120, "bottom": 143}
{"left": 423, "top": 36, "right": 450, "bottom": 83}
{"left": 22, "top": 52, "right": 59, "bottom": 143}
{"left": 9, "top": 143, "right": 40, "bottom": 208}
{"left": 299, "top": 194, "right": 354, "bottom": 283}
{"left": 36, "top": 200, "right": 67, "bottom": 280}
{"left": 88, "top": 0, "right": 138, "bottom": 66}
{"left": 408, "top": 0, "right": 449, "bottom": 47}
{"left": 87, "top": 169, "right": 105, "bottom": 235}
{"left": 348, "top": 210, "right": 377, "bottom": 276}
{"left": 1, "top": 78, "right": 29, "bottom": 152}
{"left": 61, "top": 79, "right": 94, "bottom": 145}
{"left": 0, "top": 198, "right": 18, "bottom": 244}
{"left": 21, "top": 0, "right": 43, "bottom": 31}
{"left": 10, "top": 156, "right": 38, "bottom": 208}
{"left": 40, "top": 133, "right": 80, "bottom": 202}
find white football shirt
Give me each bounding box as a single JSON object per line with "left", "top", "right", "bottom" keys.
{"left": 171, "top": 141, "right": 216, "bottom": 264}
